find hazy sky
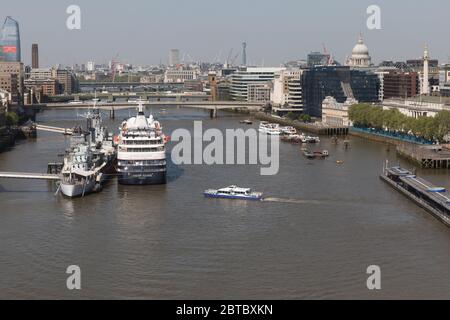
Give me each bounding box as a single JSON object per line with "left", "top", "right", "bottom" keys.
{"left": 2, "top": 0, "right": 450, "bottom": 67}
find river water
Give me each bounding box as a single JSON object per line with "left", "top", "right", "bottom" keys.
{"left": 0, "top": 107, "right": 449, "bottom": 299}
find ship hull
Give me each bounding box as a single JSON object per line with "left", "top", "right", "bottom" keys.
{"left": 60, "top": 180, "right": 96, "bottom": 198}
{"left": 118, "top": 171, "right": 167, "bottom": 185}
{"left": 204, "top": 193, "right": 262, "bottom": 201}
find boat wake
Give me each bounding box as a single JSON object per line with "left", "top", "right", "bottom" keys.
{"left": 262, "top": 197, "right": 322, "bottom": 205}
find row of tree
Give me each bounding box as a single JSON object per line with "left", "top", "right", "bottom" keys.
{"left": 286, "top": 112, "right": 312, "bottom": 123}
{"left": 348, "top": 104, "right": 450, "bottom": 142}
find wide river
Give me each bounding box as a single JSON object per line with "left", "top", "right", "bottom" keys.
{"left": 0, "top": 107, "right": 449, "bottom": 299}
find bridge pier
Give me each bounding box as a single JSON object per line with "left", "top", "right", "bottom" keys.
{"left": 210, "top": 108, "right": 218, "bottom": 119}
{"left": 110, "top": 107, "right": 115, "bottom": 119}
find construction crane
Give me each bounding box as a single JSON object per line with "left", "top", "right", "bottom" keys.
{"left": 230, "top": 52, "right": 240, "bottom": 67}
{"left": 322, "top": 43, "right": 334, "bottom": 66}
{"left": 226, "top": 49, "right": 234, "bottom": 66}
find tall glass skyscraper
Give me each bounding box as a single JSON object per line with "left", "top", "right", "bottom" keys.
{"left": 0, "top": 16, "right": 21, "bottom": 62}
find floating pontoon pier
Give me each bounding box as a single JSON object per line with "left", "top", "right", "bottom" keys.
{"left": 380, "top": 165, "right": 450, "bottom": 227}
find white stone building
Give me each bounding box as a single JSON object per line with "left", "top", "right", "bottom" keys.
{"left": 346, "top": 34, "right": 372, "bottom": 68}
{"left": 322, "top": 96, "right": 357, "bottom": 127}
{"left": 164, "top": 68, "right": 198, "bottom": 83}
{"left": 271, "top": 69, "right": 304, "bottom": 111}
{"left": 382, "top": 98, "right": 450, "bottom": 118}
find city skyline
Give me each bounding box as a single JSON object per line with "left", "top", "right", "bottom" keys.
{"left": 2, "top": 0, "right": 450, "bottom": 67}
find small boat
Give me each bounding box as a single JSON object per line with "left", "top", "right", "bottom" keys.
{"left": 303, "top": 150, "right": 329, "bottom": 159}
{"left": 259, "top": 122, "right": 281, "bottom": 135}
{"left": 280, "top": 126, "right": 297, "bottom": 135}
{"left": 427, "top": 187, "right": 446, "bottom": 193}
{"left": 68, "top": 101, "right": 83, "bottom": 105}
{"left": 204, "top": 186, "right": 263, "bottom": 201}
{"left": 281, "top": 134, "right": 304, "bottom": 144}
{"left": 336, "top": 160, "right": 345, "bottom": 165}
{"left": 304, "top": 135, "right": 321, "bottom": 143}
{"left": 240, "top": 120, "right": 253, "bottom": 125}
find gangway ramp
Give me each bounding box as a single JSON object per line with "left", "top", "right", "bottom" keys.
{"left": 0, "top": 172, "right": 61, "bottom": 181}
{"left": 36, "top": 124, "right": 73, "bottom": 135}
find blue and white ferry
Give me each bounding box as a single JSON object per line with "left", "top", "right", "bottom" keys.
{"left": 204, "top": 186, "right": 263, "bottom": 201}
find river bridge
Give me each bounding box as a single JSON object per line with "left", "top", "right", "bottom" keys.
{"left": 33, "top": 101, "right": 264, "bottom": 118}
{"left": 78, "top": 82, "right": 184, "bottom": 91}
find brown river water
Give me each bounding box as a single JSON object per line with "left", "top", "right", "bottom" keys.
{"left": 0, "top": 107, "right": 449, "bottom": 299}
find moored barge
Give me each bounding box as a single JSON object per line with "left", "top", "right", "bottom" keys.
{"left": 380, "top": 164, "right": 450, "bottom": 227}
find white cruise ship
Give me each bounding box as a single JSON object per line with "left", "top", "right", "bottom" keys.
{"left": 117, "top": 102, "right": 167, "bottom": 185}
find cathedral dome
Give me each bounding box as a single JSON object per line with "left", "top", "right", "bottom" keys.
{"left": 352, "top": 37, "right": 369, "bottom": 56}
{"left": 347, "top": 34, "right": 371, "bottom": 68}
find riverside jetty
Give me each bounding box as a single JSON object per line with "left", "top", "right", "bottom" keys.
{"left": 255, "top": 113, "right": 349, "bottom": 136}
{"left": 381, "top": 165, "right": 450, "bottom": 227}
{"left": 351, "top": 128, "right": 450, "bottom": 169}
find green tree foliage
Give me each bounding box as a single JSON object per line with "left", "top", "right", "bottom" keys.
{"left": 299, "top": 114, "right": 312, "bottom": 123}
{"left": 5, "top": 112, "right": 19, "bottom": 126}
{"left": 349, "top": 104, "right": 450, "bottom": 143}
{"left": 286, "top": 112, "right": 297, "bottom": 120}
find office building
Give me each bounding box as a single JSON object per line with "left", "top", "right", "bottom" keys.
{"left": 0, "top": 74, "right": 18, "bottom": 103}
{"left": 0, "top": 61, "right": 24, "bottom": 103}
{"left": 247, "top": 83, "right": 271, "bottom": 103}
{"left": 307, "top": 52, "right": 331, "bottom": 67}
{"left": 28, "top": 67, "right": 78, "bottom": 95}
{"left": 24, "top": 78, "right": 58, "bottom": 97}
{"left": 230, "top": 67, "right": 285, "bottom": 101}
{"left": 302, "top": 66, "right": 379, "bottom": 117}
{"left": 53, "top": 68, "right": 78, "bottom": 94}
{"left": 169, "top": 49, "right": 180, "bottom": 66}
{"left": 0, "top": 16, "right": 21, "bottom": 62}
{"left": 31, "top": 44, "right": 39, "bottom": 69}
{"left": 271, "top": 69, "right": 304, "bottom": 112}
{"left": 86, "top": 61, "right": 95, "bottom": 72}
{"left": 383, "top": 71, "right": 419, "bottom": 99}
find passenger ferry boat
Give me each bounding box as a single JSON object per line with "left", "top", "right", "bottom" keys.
{"left": 117, "top": 102, "right": 167, "bottom": 185}
{"left": 259, "top": 122, "right": 281, "bottom": 135}
{"left": 280, "top": 126, "right": 297, "bottom": 135}
{"left": 204, "top": 186, "right": 263, "bottom": 201}
{"left": 302, "top": 149, "right": 329, "bottom": 159}
{"left": 381, "top": 164, "right": 450, "bottom": 227}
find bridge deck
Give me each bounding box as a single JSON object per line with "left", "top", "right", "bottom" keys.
{"left": 43, "top": 101, "right": 264, "bottom": 111}
{"left": 0, "top": 172, "right": 61, "bottom": 181}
